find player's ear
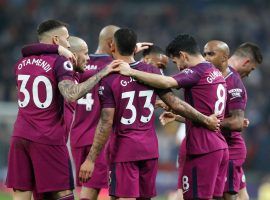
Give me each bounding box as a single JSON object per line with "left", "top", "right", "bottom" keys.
{"left": 143, "top": 56, "right": 149, "bottom": 64}
{"left": 242, "top": 58, "right": 250, "bottom": 68}
{"left": 52, "top": 35, "right": 59, "bottom": 45}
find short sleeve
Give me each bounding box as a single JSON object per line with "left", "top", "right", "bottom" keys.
{"left": 172, "top": 68, "right": 201, "bottom": 88}
{"left": 227, "top": 78, "right": 247, "bottom": 111}
{"left": 99, "top": 77, "right": 115, "bottom": 108}
{"left": 54, "top": 56, "right": 75, "bottom": 82}
{"left": 22, "top": 43, "right": 58, "bottom": 57}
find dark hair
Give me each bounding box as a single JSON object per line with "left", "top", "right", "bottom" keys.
{"left": 114, "top": 28, "right": 137, "bottom": 56}
{"left": 166, "top": 34, "right": 200, "bottom": 57}
{"left": 142, "top": 45, "right": 165, "bottom": 57}
{"left": 37, "top": 19, "right": 68, "bottom": 36}
{"left": 234, "top": 42, "right": 263, "bottom": 64}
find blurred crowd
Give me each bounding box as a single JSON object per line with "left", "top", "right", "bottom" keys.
{"left": 0, "top": 0, "right": 270, "bottom": 178}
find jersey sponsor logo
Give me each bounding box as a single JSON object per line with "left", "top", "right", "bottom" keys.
{"left": 120, "top": 77, "right": 136, "bottom": 87}
{"left": 228, "top": 88, "right": 243, "bottom": 100}
{"left": 84, "top": 64, "right": 97, "bottom": 70}
{"left": 206, "top": 70, "right": 223, "bottom": 83}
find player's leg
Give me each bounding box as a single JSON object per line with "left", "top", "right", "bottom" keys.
{"left": 80, "top": 187, "right": 100, "bottom": 200}
{"left": 6, "top": 137, "right": 35, "bottom": 200}
{"left": 237, "top": 187, "right": 249, "bottom": 200}
{"left": 30, "top": 143, "right": 74, "bottom": 199}
{"left": 108, "top": 162, "right": 139, "bottom": 199}
{"left": 139, "top": 158, "right": 158, "bottom": 199}
{"left": 183, "top": 149, "right": 228, "bottom": 200}
{"left": 223, "top": 160, "right": 245, "bottom": 200}
{"left": 72, "top": 145, "right": 107, "bottom": 200}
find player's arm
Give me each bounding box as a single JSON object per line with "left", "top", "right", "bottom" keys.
{"left": 58, "top": 60, "right": 122, "bottom": 102}
{"left": 79, "top": 108, "right": 114, "bottom": 183}
{"left": 221, "top": 109, "right": 244, "bottom": 131}
{"left": 159, "top": 91, "right": 219, "bottom": 131}
{"left": 159, "top": 111, "right": 185, "bottom": 126}
{"left": 117, "top": 62, "right": 178, "bottom": 89}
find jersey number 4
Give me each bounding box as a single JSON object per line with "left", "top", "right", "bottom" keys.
{"left": 18, "top": 75, "right": 52, "bottom": 109}
{"left": 77, "top": 93, "right": 94, "bottom": 111}
{"left": 120, "top": 90, "right": 154, "bottom": 125}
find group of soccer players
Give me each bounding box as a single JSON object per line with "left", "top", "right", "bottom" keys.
{"left": 5, "top": 19, "right": 263, "bottom": 200}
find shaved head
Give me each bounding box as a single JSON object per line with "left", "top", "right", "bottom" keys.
{"left": 204, "top": 40, "right": 230, "bottom": 72}
{"left": 69, "top": 36, "right": 87, "bottom": 52}
{"left": 68, "top": 36, "right": 89, "bottom": 72}
{"left": 96, "top": 25, "right": 120, "bottom": 54}
{"left": 205, "top": 40, "right": 230, "bottom": 56}
{"left": 99, "top": 25, "right": 120, "bottom": 44}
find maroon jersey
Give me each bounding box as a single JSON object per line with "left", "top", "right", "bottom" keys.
{"left": 223, "top": 67, "right": 247, "bottom": 159}
{"left": 70, "top": 54, "right": 113, "bottom": 147}
{"left": 173, "top": 62, "right": 228, "bottom": 155}
{"left": 99, "top": 61, "right": 162, "bottom": 162}
{"left": 13, "top": 44, "right": 74, "bottom": 145}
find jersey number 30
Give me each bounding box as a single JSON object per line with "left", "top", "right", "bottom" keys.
{"left": 18, "top": 75, "right": 52, "bottom": 109}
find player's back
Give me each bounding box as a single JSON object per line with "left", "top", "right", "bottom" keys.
{"left": 99, "top": 61, "right": 161, "bottom": 162}
{"left": 223, "top": 66, "right": 247, "bottom": 159}
{"left": 174, "top": 62, "right": 228, "bottom": 155}
{"left": 70, "top": 54, "right": 113, "bottom": 147}
{"left": 13, "top": 47, "right": 74, "bottom": 145}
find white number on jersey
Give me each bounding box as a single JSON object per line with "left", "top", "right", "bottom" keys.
{"left": 18, "top": 75, "right": 53, "bottom": 109}
{"left": 182, "top": 175, "right": 190, "bottom": 191}
{"left": 214, "top": 84, "right": 226, "bottom": 115}
{"left": 120, "top": 90, "right": 154, "bottom": 125}
{"left": 77, "top": 93, "right": 94, "bottom": 111}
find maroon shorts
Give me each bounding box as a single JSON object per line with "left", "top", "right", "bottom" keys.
{"left": 71, "top": 145, "right": 108, "bottom": 189}
{"left": 182, "top": 149, "right": 229, "bottom": 199}
{"left": 6, "top": 137, "right": 74, "bottom": 193}
{"left": 224, "top": 159, "right": 246, "bottom": 193}
{"left": 109, "top": 158, "right": 158, "bottom": 198}
{"left": 177, "top": 138, "right": 187, "bottom": 189}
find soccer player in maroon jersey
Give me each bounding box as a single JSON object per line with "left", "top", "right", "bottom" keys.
{"left": 114, "top": 34, "right": 229, "bottom": 200}
{"left": 5, "top": 20, "right": 120, "bottom": 200}
{"left": 70, "top": 26, "right": 119, "bottom": 200}
{"left": 79, "top": 29, "right": 221, "bottom": 200}
{"left": 204, "top": 40, "right": 248, "bottom": 200}
{"left": 228, "top": 42, "right": 263, "bottom": 200}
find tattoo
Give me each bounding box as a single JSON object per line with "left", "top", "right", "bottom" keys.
{"left": 221, "top": 109, "right": 244, "bottom": 131}
{"left": 87, "top": 108, "right": 114, "bottom": 162}
{"left": 159, "top": 91, "right": 208, "bottom": 126}
{"left": 58, "top": 67, "right": 109, "bottom": 102}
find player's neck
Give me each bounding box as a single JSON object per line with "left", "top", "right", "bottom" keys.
{"left": 114, "top": 54, "right": 136, "bottom": 63}
{"left": 228, "top": 56, "right": 238, "bottom": 71}
{"left": 189, "top": 54, "right": 205, "bottom": 67}
{"left": 95, "top": 45, "right": 111, "bottom": 55}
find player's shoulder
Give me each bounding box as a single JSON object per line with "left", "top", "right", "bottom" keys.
{"left": 132, "top": 61, "right": 161, "bottom": 74}
{"left": 226, "top": 67, "right": 246, "bottom": 89}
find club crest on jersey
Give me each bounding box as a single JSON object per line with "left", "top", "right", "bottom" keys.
{"left": 84, "top": 64, "right": 97, "bottom": 70}
{"left": 120, "top": 77, "right": 136, "bottom": 87}
{"left": 63, "top": 61, "right": 73, "bottom": 71}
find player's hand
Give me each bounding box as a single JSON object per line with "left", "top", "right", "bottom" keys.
{"left": 58, "top": 45, "right": 77, "bottom": 66}
{"left": 114, "top": 61, "right": 133, "bottom": 76}
{"left": 206, "top": 114, "right": 220, "bottom": 131}
{"left": 155, "top": 99, "right": 169, "bottom": 110}
{"left": 79, "top": 158, "right": 94, "bottom": 183}
{"left": 135, "top": 42, "right": 153, "bottom": 54}
{"left": 105, "top": 59, "right": 124, "bottom": 74}
{"left": 243, "top": 118, "right": 250, "bottom": 128}
{"left": 159, "top": 111, "right": 177, "bottom": 126}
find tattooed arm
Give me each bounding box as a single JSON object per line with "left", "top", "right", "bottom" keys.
{"left": 159, "top": 91, "right": 219, "bottom": 131}
{"left": 79, "top": 108, "right": 114, "bottom": 182}
{"left": 58, "top": 60, "right": 122, "bottom": 102}
{"left": 221, "top": 109, "right": 244, "bottom": 131}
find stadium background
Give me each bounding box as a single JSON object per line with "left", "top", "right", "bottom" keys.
{"left": 0, "top": 0, "right": 270, "bottom": 199}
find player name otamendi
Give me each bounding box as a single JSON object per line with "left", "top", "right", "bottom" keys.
{"left": 17, "top": 58, "right": 52, "bottom": 72}
{"left": 207, "top": 70, "right": 223, "bottom": 83}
